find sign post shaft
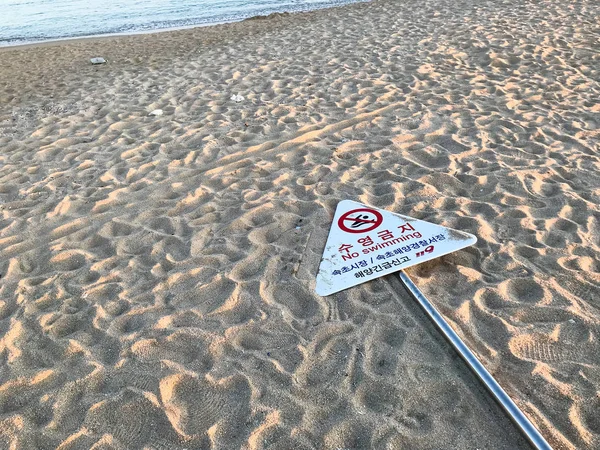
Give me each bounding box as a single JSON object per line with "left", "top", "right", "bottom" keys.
{"left": 398, "top": 271, "right": 553, "bottom": 450}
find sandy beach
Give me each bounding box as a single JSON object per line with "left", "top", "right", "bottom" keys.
{"left": 1, "top": 0, "right": 599, "bottom": 448}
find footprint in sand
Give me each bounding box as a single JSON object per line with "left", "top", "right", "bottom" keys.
{"left": 509, "top": 332, "right": 597, "bottom": 365}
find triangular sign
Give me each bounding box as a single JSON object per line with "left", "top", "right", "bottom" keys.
{"left": 315, "top": 200, "right": 477, "bottom": 296}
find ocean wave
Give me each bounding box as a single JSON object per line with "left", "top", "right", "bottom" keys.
{"left": 0, "top": 0, "right": 367, "bottom": 46}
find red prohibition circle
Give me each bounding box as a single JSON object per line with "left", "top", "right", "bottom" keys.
{"left": 338, "top": 208, "right": 383, "bottom": 233}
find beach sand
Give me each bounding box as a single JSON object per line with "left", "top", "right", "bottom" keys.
{"left": 1, "top": 0, "right": 599, "bottom": 448}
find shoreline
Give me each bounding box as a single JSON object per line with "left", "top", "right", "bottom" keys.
{"left": 0, "top": 0, "right": 368, "bottom": 50}
{"left": 0, "top": 21, "right": 233, "bottom": 51}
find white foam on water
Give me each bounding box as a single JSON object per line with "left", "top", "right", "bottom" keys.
{"left": 0, "top": 0, "right": 369, "bottom": 46}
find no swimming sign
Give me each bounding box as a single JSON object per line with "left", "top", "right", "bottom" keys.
{"left": 315, "top": 200, "right": 477, "bottom": 296}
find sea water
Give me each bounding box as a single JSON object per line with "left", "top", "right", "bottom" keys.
{"left": 0, "top": 0, "right": 365, "bottom": 46}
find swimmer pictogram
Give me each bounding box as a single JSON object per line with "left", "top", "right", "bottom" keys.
{"left": 337, "top": 208, "right": 383, "bottom": 233}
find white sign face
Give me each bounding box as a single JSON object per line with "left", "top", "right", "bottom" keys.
{"left": 315, "top": 200, "right": 477, "bottom": 296}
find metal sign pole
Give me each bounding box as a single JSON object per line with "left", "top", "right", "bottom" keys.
{"left": 398, "top": 271, "right": 553, "bottom": 450}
